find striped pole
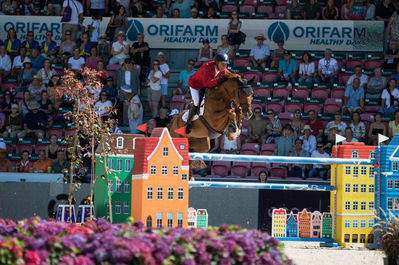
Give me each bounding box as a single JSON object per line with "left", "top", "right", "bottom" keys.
{"left": 189, "top": 153, "right": 374, "bottom": 165}
{"left": 189, "top": 181, "right": 333, "bottom": 191}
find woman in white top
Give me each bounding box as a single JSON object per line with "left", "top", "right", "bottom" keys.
{"left": 298, "top": 52, "right": 315, "bottom": 83}
{"left": 109, "top": 31, "right": 129, "bottom": 65}
{"left": 380, "top": 79, "right": 399, "bottom": 115}
{"left": 68, "top": 47, "right": 85, "bottom": 72}
{"left": 216, "top": 35, "right": 234, "bottom": 61}
{"left": 220, "top": 126, "right": 241, "bottom": 154}
{"left": 147, "top": 59, "right": 163, "bottom": 118}
{"left": 128, "top": 94, "right": 143, "bottom": 134}
{"left": 37, "top": 59, "right": 57, "bottom": 85}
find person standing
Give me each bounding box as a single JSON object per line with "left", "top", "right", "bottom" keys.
{"left": 175, "top": 59, "right": 195, "bottom": 96}
{"left": 156, "top": 52, "right": 170, "bottom": 108}
{"left": 61, "top": 0, "right": 83, "bottom": 42}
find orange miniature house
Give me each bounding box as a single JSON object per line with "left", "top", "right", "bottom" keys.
{"left": 298, "top": 209, "right": 311, "bottom": 238}
{"left": 131, "top": 127, "right": 190, "bottom": 228}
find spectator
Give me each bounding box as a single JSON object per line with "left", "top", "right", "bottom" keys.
{"left": 88, "top": 14, "right": 101, "bottom": 45}
{"left": 364, "top": 0, "right": 376, "bottom": 20}
{"left": 147, "top": 59, "right": 162, "bottom": 118}
{"left": 270, "top": 39, "right": 286, "bottom": 68}
{"left": 24, "top": 101, "right": 51, "bottom": 139}
{"left": 341, "top": 0, "right": 351, "bottom": 19}
{"left": 0, "top": 91, "right": 16, "bottom": 116}
{"left": 2, "top": 0, "right": 17, "bottom": 15}
{"left": 285, "top": 0, "right": 303, "bottom": 19}
{"left": 387, "top": 10, "right": 399, "bottom": 42}
{"left": 381, "top": 40, "right": 399, "bottom": 69}
{"left": 130, "top": 33, "right": 150, "bottom": 71}
{"left": 380, "top": 79, "right": 399, "bottom": 114}
{"left": 275, "top": 50, "right": 297, "bottom": 84}
{"left": 68, "top": 47, "right": 85, "bottom": 71}
{"left": 306, "top": 109, "right": 323, "bottom": 141}
{"left": 190, "top": 7, "right": 199, "bottom": 18}
{"left": 172, "top": 8, "right": 180, "bottom": 18}
{"left": 12, "top": 47, "right": 28, "bottom": 76}
{"left": 86, "top": 46, "right": 100, "bottom": 69}
{"left": 61, "top": 0, "right": 83, "bottom": 42}
{"left": 96, "top": 60, "right": 107, "bottom": 83}
{"left": 83, "top": 0, "right": 107, "bottom": 16}
{"left": 288, "top": 139, "right": 309, "bottom": 179}
{"left": 95, "top": 91, "right": 113, "bottom": 118}
{"left": 46, "top": 2, "right": 60, "bottom": 16}
{"left": 103, "top": 77, "right": 117, "bottom": 101}
{"left": 274, "top": 124, "right": 295, "bottom": 156}
{"left": 28, "top": 75, "right": 46, "bottom": 102}
{"left": 180, "top": 94, "right": 191, "bottom": 112}
{"left": 298, "top": 52, "right": 315, "bottom": 83}
{"left": 109, "top": 31, "right": 129, "bottom": 65}
{"left": 300, "top": 125, "right": 317, "bottom": 154}
{"left": 154, "top": 5, "right": 166, "bottom": 18}
{"left": 171, "top": 0, "right": 191, "bottom": 18}
{"left": 175, "top": 59, "right": 195, "bottom": 96}
{"left": 366, "top": 67, "right": 387, "bottom": 99}
{"left": 342, "top": 127, "right": 358, "bottom": 143}
{"left": 343, "top": 78, "right": 364, "bottom": 114}
{"left": 389, "top": 110, "right": 399, "bottom": 138}
{"left": 97, "top": 34, "right": 110, "bottom": 63}
{"left": 375, "top": 0, "right": 395, "bottom": 22}
{"left": 369, "top": 112, "right": 386, "bottom": 145}
{"left": 290, "top": 110, "right": 304, "bottom": 138}
{"left": 18, "top": 58, "right": 35, "bottom": 88}
{"left": 128, "top": 94, "right": 143, "bottom": 134}
{"left": 316, "top": 48, "right": 339, "bottom": 84}
{"left": 258, "top": 170, "right": 268, "bottom": 183}
{"left": 246, "top": 107, "right": 267, "bottom": 144}
{"left": 59, "top": 30, "right": 76, "bottom": 57}
{"left": 325, "top": 112, "right": 347, "bottom": 136}
{"left": 0, "top": 110, "right": 5, "bottom": 135}
{"left": 322, "top": 0, "right": 339, "bottom": 19}
{"left": 309, "top": 143, "right": 330, "bottom": 180}
{"left": 39, "top": 91, "right": 52, "bottom": 115}
{"left": 41, "top": 31, "right": 57, "bottom": 59}
{"left": 0, "top": 44, "right": 11, "bottom": 77}
{"left": 146, "top": 118, "right": 156, "bottom": 136}
{"left": 247, "top": 34, "right": 270, "bottom": 68}
{"left": 155, "top": 108, "right": 170, "bottom": 127}
{"left": 22, "top": 31, "right": 39, "bottom": 57}
{"left": 106, "top": 5, "right": 128, "bottom": 41}
{"left": 20, "top": 0, "right": 34, "bottom": 15}
{"left": 349, "top": 112, "right": 366, "bottom": 142}
{"left": 220, "top": 126, "right": 241, "bottom": 154}
{"left": 52, "top": 150, "right": 70, "bottom": 173}
{"left": 203, "top": 6, "right": 218, "bottom": 19}
{"left": 0, "top": 142, "right": 12, "bottom": 172}
{"left": 196, "top": 39, "right": 213, "bottom": 66}
{"left": 348, "top": 0, "right": 365, "bottom": 20}
{"left": 216, "top": 35, "right": 234, "bottom": 61}
{"left": 15, "top": 150, "right": 33, "bottom": 172}
{"left": 130, "top": 0, "right": 143, "bottom": 17}
{"left": 266, "top": 110, "right": 282, "bottom": 143}
{"left": 4, "top": 27, "right": 20, "bottom": 57}
{"left": 78, "top": 32, "right": 92, "bottom": 57}
{"left": 37, "top": 59, "right": 57, "bottom": 85}
{"left": 391, "top": 64, "right": 399, "bottom": 84}
{"left": 47, "top": 80, "right": 63, "bottom": 110}
{"left": 345, "top": 65, "right": 369, "bottom": 89}
{"left": 30, "top": 47, "right": 45, "bottom": 71}
{"left": 45, "top": 134, "right": 61, "bottom": 162}
{"left": 32, "top": 150, "right": 52, "bottom": 173}
{"left": 18, "top": 91, "right": 33, "bottom": 116}
{"left": 303, "top": 0, "right": 321, "bottom": 19}
{"left": 156, "top": 52, "right": 170, "bottom": 108}
{"left": 3, "top": 104, "right": 25, "bottom": 138}
{"left": 227, "top": 11, "right": 243, "bottom": 52}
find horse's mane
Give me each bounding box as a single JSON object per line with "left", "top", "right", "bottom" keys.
{"left": 224, "top": 71, "right": 241, "bottom": 79}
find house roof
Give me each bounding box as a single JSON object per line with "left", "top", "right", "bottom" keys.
{"left": 331, "top": 142, "right": 375, "bottom": 159}
{"left": 96, "top": 133, "right": 145, "bottom": 155}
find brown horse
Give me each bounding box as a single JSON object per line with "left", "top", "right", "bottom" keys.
{"left": 168, "top": 72, "right": 253, "bottom": 153}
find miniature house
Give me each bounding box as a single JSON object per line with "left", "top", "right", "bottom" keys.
{"left": 188, "top": 207, "right": 197, "bottom": 228}
{"left": 298, "top": 209, "right": 311, "bottom": 238}
{"left": 286, "top": 212, "right": 298, "bottom": 238}
{"left": 196, "top": 209, "right": 208, "bottom": 228}
{"left": 322, "top": 212, "right": 333, "bottom": 239}
{"left": 311, "top": 211, "right": 322, "bottom": 238}
{"left": 272, "top": 208, "right": 287, "bottom": 238}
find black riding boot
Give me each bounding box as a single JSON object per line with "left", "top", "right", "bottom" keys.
{"left": 185, "top": 104, "right": 198, "bottom": 134}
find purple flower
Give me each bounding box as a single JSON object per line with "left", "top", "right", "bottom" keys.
{"left": 75, "top": 255, "right": 94, "bottom": 265}
{"left": 181, "top": 258, "right": 196, "bottom": 265}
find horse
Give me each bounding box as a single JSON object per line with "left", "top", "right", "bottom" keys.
{"left": 168, "top": 72, "right": 253, "bottom": 154}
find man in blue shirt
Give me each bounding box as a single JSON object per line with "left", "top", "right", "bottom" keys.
{"left": 343, "top": 77, "right": 364, "bottom": 114}
{"left": 21, "top": 31, "right": 39, "bottom": 56}
{"left": 29, "top": 47, "right": 45, "bottom": 71}
{"left": 275, "top": 50, "right": 298, "bottom": 84}
{"left": 174, "top": 59, "right": 196, "bottom": 96}
{"left": 247, "top": 34, "right": 270, "bottom": 68}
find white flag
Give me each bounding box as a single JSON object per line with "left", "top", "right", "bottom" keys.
{"left": 335, "top": 134, "right": 346, "bottom": 144}
{"left": 378, "top": 134, "right": 389, "bottom": 144}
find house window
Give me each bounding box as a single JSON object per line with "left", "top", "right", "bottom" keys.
{"left": 157, "top": 187, "right": 163, "bottom": 200}
{"left": 167, "top": 212, "right": 173, "bottom": 228}
{"left": 360, "top": 234, "right": 366, "bottom": 243}
{"left": 177, "top": 213, "right": 183, "bottom": 227}
{"left": 369, "top": 201, "right": 374, "bottom": 210}
{"left": 344, "top": 234, "right": 350, "bottom": 243}
{"left": 345, "top": 201, "right": 350, "bottom": 210}
{"left": 108, "top": 159, "right": 114, "bottom": 169}
{"left": 388, "top": 198, "right": 393, "bottom": 210}
{"left": 146, "top": 216, "right": 152, "bottom": 227}
{"left": 360, "top": 184, "right": 366, "bottom": 193}
{"left": 168, "top": 187, "right": 174, "bottom": 200}
{"left": 116, "top": 137, "right": 123, "bottom": 149}
{"left": 163, "top": 147, "right": 169, "bottom": 156}
{"left": 345, "top": 184, "right": 350, "bottom": 192}
{"left": 393, "top": 162, "right": 399, "bottom": 171}
{"left": 147, "top": 187, "right": 153, "bottom": 200}
{"left": 108, "top": 180, "right": 114, "bottom": 191}
{"left": 124, "top": 180, "right": 130, "bottom": 193}
{"left": 180, "top": 144, "right": 185, "bottom": 150}
{"left": 150, "top": 165, "right": 156, "bottom": 175}
{"left": 352, "top": 219, "right": 358, "bottom": 228}
{"left": 353, "top": 167, "right": 359, "bottom": 178}
{"left": 370, "top": 150, "right": 375, "bottom": 159}
{"left": 368, "top": 219, "right": 374, "bottom": 228}
{"left": 361, "top": 202, "right": 366, "bottom": 211}
{"left": 116, "top": 180, "right": 122, "bottom": 192}
{"left": 369, "top": 184, "right": 374, "bottom": 193}
{"left": 388, "top": 180, "right": 393, "bottom": 189}
{"left": 352, "top": 234, "right": 358, "bottom": 243}
{"left": 123, "top": 202, "right": 129, "bottom": 214}
{"left": 156, "top": 212, "right": 162, "bottom": 228}
{"left": 352, "top": 150, "right": 359, "bottom": 158}
{"left": 345, "top": 219, "right": 350, "bottom": 228}
{"left": 125, "top": 160, "right": 131, "bottom": 172}
{"left": 178, "top": 188, "right": 184, "bottom": 200}
{"left": 162, "top": 166, "right": 167, "bottom": 175}
{"left": 345, "top": 166, "right": 351, "bottom": 175}
{"left": 361, "top": 166, "right": 367, "bottom": 175}
{"left": 173, "top": 166, "right": 179, "bottom": 175}
{"left": 115, "top": 202, "right": 121, "bottom": 214}
{"left": 353, "top": 184, "right": 358, "bottom": 193}
{"left": 353, "top": 201, "right": 358, "bottom": 210}
{"left": 369, "top": 167, "right": 375, "bottom": 178}
{"left": 360, "top": 219, "right": 366, "bottom": 228}
{"left": 116, "top": 159, "right": 123, "bottom": 171}
{"left": 395, "top": 180, "right": 399, "bottom": 189}
{"left": 182, "top": 174, "right": 187, "bottom": 180}
{"left": 395, "top": 198, "right": 399, "bottom": 209}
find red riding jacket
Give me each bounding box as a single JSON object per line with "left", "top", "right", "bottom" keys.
{"left": 187, "top": 61, "right": 227, "bottom": 90}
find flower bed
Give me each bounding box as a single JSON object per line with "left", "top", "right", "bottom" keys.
{"left": 0, "top": 218, "right": 294, "bottom": 265}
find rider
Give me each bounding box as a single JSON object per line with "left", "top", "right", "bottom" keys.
{"left": 186, "top": 53, "right": 230, "bottom": 133}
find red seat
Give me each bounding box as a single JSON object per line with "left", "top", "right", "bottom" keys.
{"left": 242, "top": 0, "right": 258, "bottom": 6}
{"left": 231, "top": 162, "right": 250, "bottom": 177}
{"left": 46, "top": 128, "right": 63, "bottom": 138}
{"left": 171, "top": 95, "right": 185, "bottom": 103}
{"left": 274, "top": 5, "right": 286, "bottom": 16}
{"left": 262, "top": 73, "right": 278, "bottom": 82}
{"left": 278, "top": 112, "right": 293, "bottom": 125}
{"left": 339, "top": 74, "right": 352, "bottom": 84}
{"left": 16, "top": 144, "right": 33, "bottom": 154}
{"left": 251, "top": 164, "right": 269, "bottom": 177}
{"left": 254, "top": 87, "right": 271, "bottom": 98}
{"left": 285, "top": 102, "right": 302, "bottom": 113}
{"left": 170, "top": 102, "right": 182, "bottom": 110}
{"left": 265, "top": 103, "right": 283, "bottom": 113}
{"left": 260, "top": 150, "right": 274, "bottom": 155}
{"left": 34, "top": 144, "right": 46, "bottom": 153}
{"left": 270, "top": 167, "right": 287, "bottom": 178}
{"left": 337, "top": 60, "right": 346, "bottom": 70}
{"left": 14, "top": 92, "right": 23, "bottom": 101}
{"left": 106, "top": 64, "right": 122, "bottom": 71}
{"left": 239, "top": 5, "right": 255, "bottom": 13}
{"left": 304, "top": 103, "right": 322, "bottom": 114}
{"left": 276, "top": 0, "right": 287, "bottom": 5}
{"left": 240, "top": 150, "right": 258, "bottom": 155}
{"left": 211, "top": 164, "right": 229, "bottom": 177}
{"left": 323, "top": 98, "right": 343, "bottom": 113}
{"left": 233, "top": 58, "right": 249, "bottom": 67}
{"left": 346, "top": 59, "right": 363, "bottom": 69}
{"left": 331, "top": 89, "right": 345, "bottom": 98}
{"left": 222, "top": 4, "right": 238, "bottom": 12}
{"left": 2, "top": 82, "right": 17, "bottom": 92}
{"left": 261, "top": 143, "right": 275, "bottom": 152}
{"left": 243, "top": 72, "right": 261, "bottom": 84}
{"left": 273, "top": 87, "right": 290, "bottom": 98}
{"left": 241, "top": 143, "right": 260, "bottom": 154}
{"left": 311, "top": 88, "right": 329, "bottom": 100}
{"left": 360, "top": 113, "right": 375, "bottom": 123}
{"left": 257, "top": 5, "right": 273, "bottom": 14}
{"left": 365, "top": 60, "right": 383, "bottom": 69}
{"left": 364, "top": 105, "right": 380, "bottom": 113}
{"left": 292, "top": 88, "right": 310, "bottom": 98}
{"left": 6, "top": 144, "right": 15, "bottom": 154}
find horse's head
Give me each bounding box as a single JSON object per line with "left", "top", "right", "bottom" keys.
{"left": 237, "top": 78, "right": 253, "bottom": 120}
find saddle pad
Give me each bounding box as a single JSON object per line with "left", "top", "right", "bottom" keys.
{"left": 181, "top": 98, "right": 205, "bottom": 122}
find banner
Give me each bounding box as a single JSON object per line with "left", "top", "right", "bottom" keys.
{"left": 0, "top": 16, "right": 384, "bottom": 51}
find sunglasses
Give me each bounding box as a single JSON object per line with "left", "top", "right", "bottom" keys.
{"left": 267, "top": 112, "right": 273, "bottom": 115}
{"left": 254, "top": 111, "right": 261, "bottom": 114}
{"left": 295, "top": 112, "right": 300, "bottom": 114}
{"left": 154, "top": 63, "right": 159, "bottom": 66}
{"left": 65, "top": 33, "right": 71, "bottom": 35}
{"left": 317, "top": 145, "right": 323, "bottom": 148}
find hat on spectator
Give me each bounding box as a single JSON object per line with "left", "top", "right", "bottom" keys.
{"left": 11, "top": 104, "right": 18, "bottom": 109}
{"left": 98, "top": 34, "right": 107, "bottom": 40}
{"left": 116, "top": 30, "right": 126, "bottom": 37}
{"left": 121, "top": 84, "right": 132, "bottom": 94}
{"left": 156, "top": 52, "right": 166, "bottom": 59}
{"left": 33, "top": 74, "right": 42, "bottom": 80}
{"left": 283, "top": 50, "right": 291, "bottom": 55}
{"left": 106, "top": 76, "right": 113, "bottom": 81}
{"left": 254, "top": 34, "right": 266, "bottom": 40}
{"left": 302, "top": 125, "right": 313, "bottom": 133}
{"left": 123, "top": 58, "right": 132, "bottom": 65}
{"left": 329, "top": 125, "right": 341, "bottom": 131}
{"left": 28, "top": 101, "right": 40, "bottom": 110}
{"left": 22, "top": 58, "right": 32, "bottom": 65}
{"left": 0, "top": 142, "right": 6, "bottom": 153}
{"left": 191, "top": 7, "right": 198, "bottom": 13}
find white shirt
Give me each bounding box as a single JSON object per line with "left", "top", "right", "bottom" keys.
{"left": 311, "top": 150, "right": 330, "bottom": 168}
{"left": 63, "top": 0, "right": 83, "bottom": 25}
{"left": 346, "top": 74, "right": 369, "bottom": 88}
{"left": 68, "top": 56, "right": 85, "bottom": 71}
{"left": 112, "top": 41, "right": 129, "bottom": 60}
{"left": 318, "top": 58, "right": 339, "bottom": 75}
{"left": 0, "top": 54, "right": 11, "bottom": 71}
{"left": 250, "top": 44, "right": 270, "bottom": 61}
{"left": 95, "top": 100, "right": 112, "bottom": 115}
{"left": 125, "top": 71, "right": 130, "bottom": 86}
{"left": 342, "top": 137, "right": 359, "bottom": 143}
{"left": 12, "top": 56, "right": 24, "bottom": 69}
{"left": 299, "top": 134, "right": 317, "bottom": 154}
{"left": 381, "top": 88, "right": 399, "bottom": 108}
{"left": 160, "top": 63, "right": 169, "bottom": 85}
{"left": 148, "top": 70, "right": 162, "bottom": 91}
{"left": 299, "top": 62, "right": 315, "bottom": 76}
{"left": 90, "top": 19, "right": 100, "bottom": 42}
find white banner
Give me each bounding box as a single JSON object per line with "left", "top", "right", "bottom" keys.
{"left": 0, "top": 16, "right": 384, "bottom": 51}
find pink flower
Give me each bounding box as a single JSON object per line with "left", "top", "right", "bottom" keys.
{"left": 24, "top": 250, "right": 41, "bottom": 264}
{"left": 75, "top": 256, "right": 94, "bottom": 265}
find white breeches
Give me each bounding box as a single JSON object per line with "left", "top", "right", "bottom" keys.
{"left": 190, "top": 87, "right": 200, "bottom": 106}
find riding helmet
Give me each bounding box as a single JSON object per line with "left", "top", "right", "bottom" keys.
{"left": 214, "top": 53, "right": 229, "bottom": 64}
